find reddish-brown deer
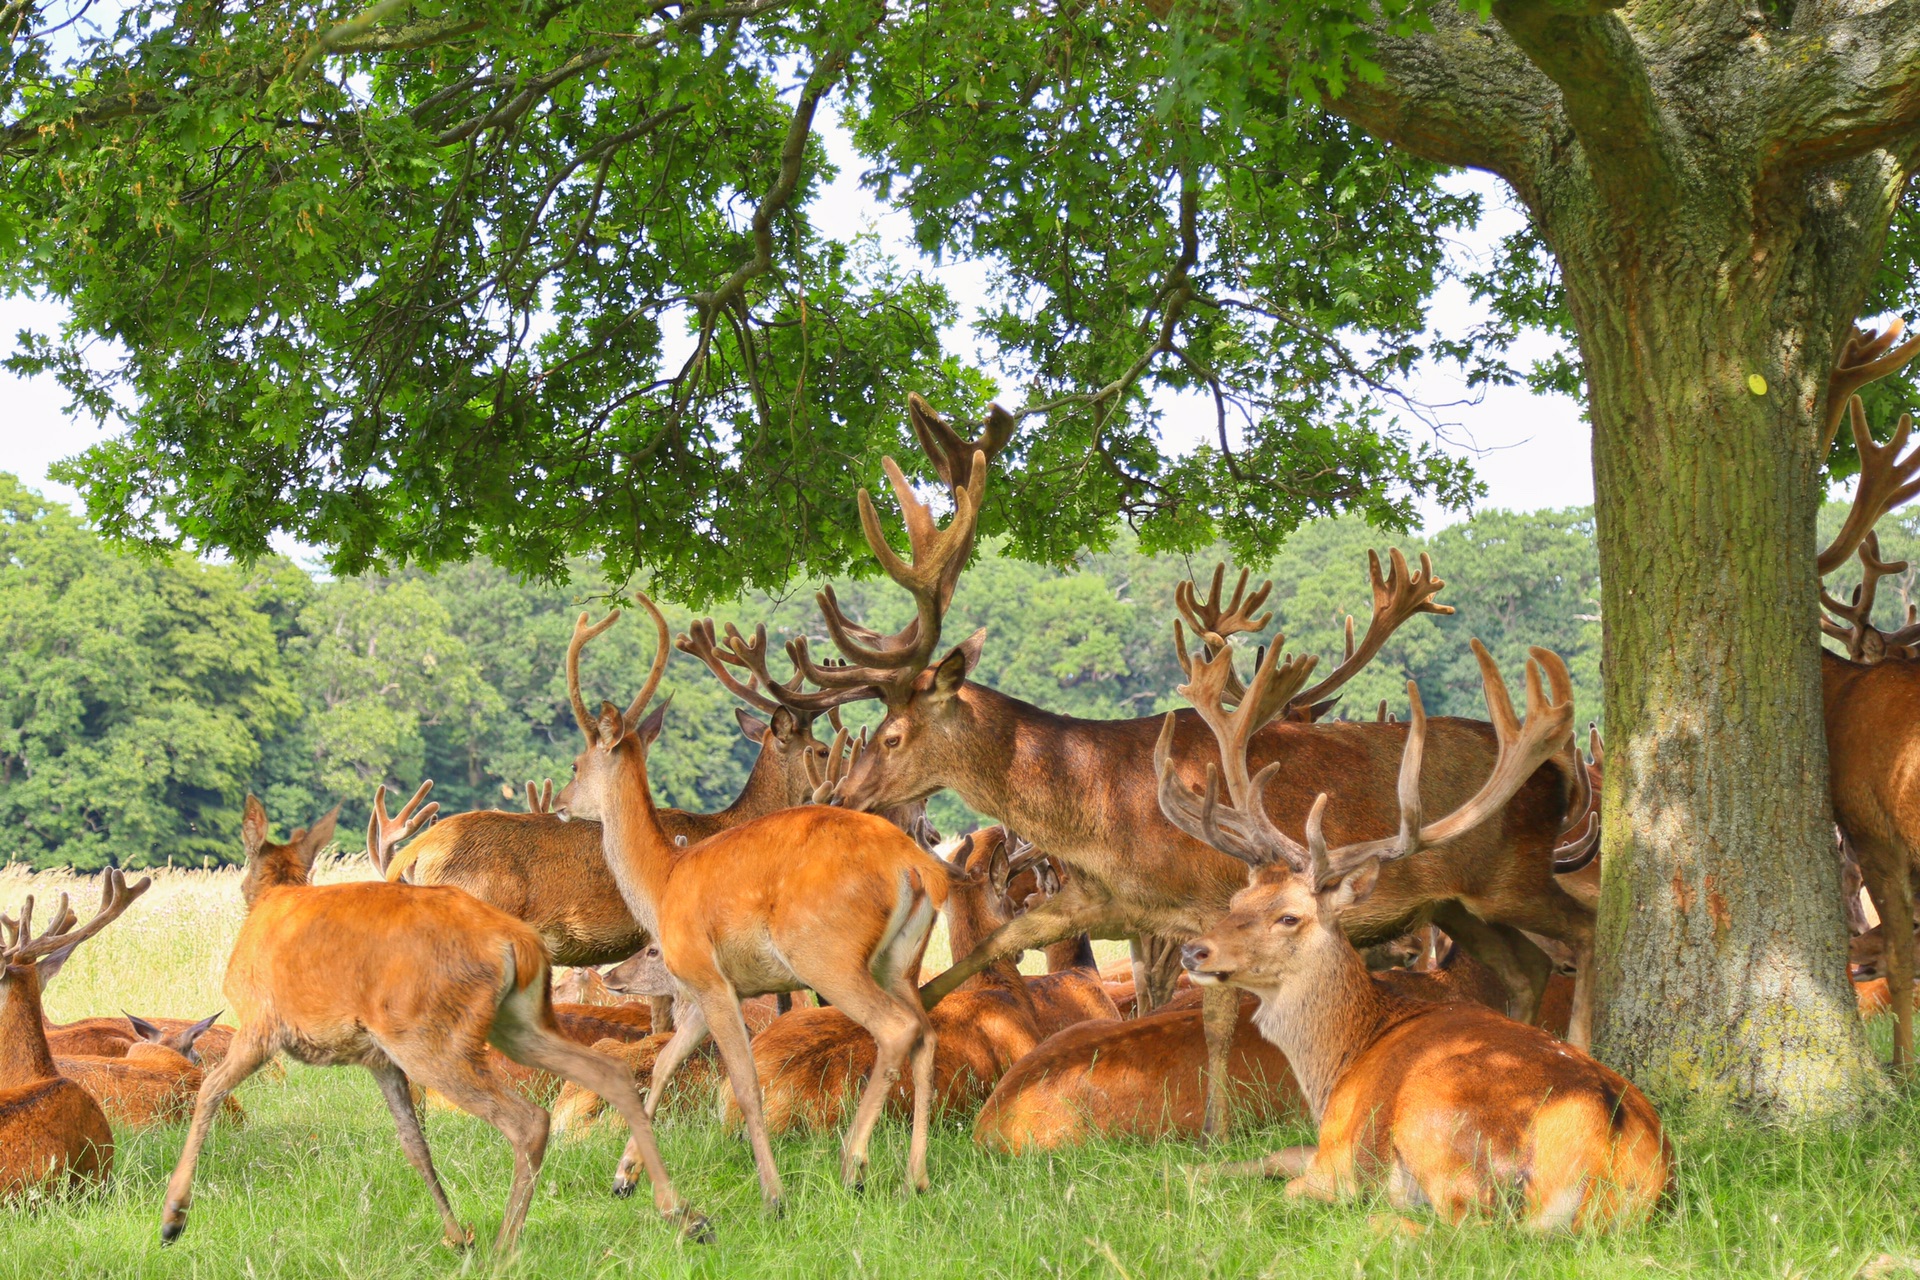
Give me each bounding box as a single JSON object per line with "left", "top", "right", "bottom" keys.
{"left": 552, "top": 591, "right": 953, "bottom": 1210}
{"left": 791, "top": 399, "right": 1590, "bottom": 1135}
{"left": 0, "top": 871, "right": 149, "bottom": 1196}
{"left": 158, "top": 796, "right": 701, "bottom": 1254}
{"left": 1165, "top": 631, "right": 1668, "bottom": 1230}
{"left": 1813, "top": 319, "right": 1920, "bottom": 1072}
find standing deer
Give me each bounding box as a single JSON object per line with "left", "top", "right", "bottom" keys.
{"left": 158, "top": 796, "right": 700, "bottom": 1254}
{"left": 1814, "top": 319, "right": 1920, "bottom": 1071}
{"left": 551, "top": 591, "right": 953, "bottom": 1210}
{"left": 785, "top": 398, "right": 1590, "bottom": 1136}
{"left": 1165, "top": 632, "right": 1668, "bottom": 1230}
{"left": 381, "top": 687, "right": 829, "bottom": 966}
{"left": 0, "top": 871, "right": 149, "bottom": 1196}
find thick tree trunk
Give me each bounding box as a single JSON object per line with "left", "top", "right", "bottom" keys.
{"left": 1545, "top": 156, "right": 1904, "bottom": 1121}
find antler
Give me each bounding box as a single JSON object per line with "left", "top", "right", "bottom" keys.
{"left": 1157, "top": 638, "right": 1573, "bottom": 890}
{"left": 685, "top": 618, "right": 875, "bottom": 716}
{"left": 525, "top": 780, "right": 555, "bottom": 814}
{"left": 1817, "top": 400, "right": 1920, "bottom": 576}
{"left": 908, "top": 393, "right": 1015, "bottom": 497}
{"left": 1822, "top": 532, "right": 1920, "bottom": 661}
{"left": 567, "top": 594, "right": 671, "bottom": 738}
{"left": 805, "top": 727, "right": 858, "bottom": 803}
{"left": 1822, "top": 321, "right": 1920, "bottom": 463}
{"left": 790, "top": 447, "right": 988, "bottom": 705}
{"left": 2, "top": 869, "right": 151, "bottom": 968}
{"left": 366, "top": 780, "right": 438, "bottom": 877}
{"left": 1287, "top": 549, "right": 1453, "bottom": 712}
{"left": 1174, "top": 564, "right": 1276, "bottom": 706}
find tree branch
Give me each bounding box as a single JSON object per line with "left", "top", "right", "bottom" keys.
{"left": 1767, "top": 1, "right": 1920, "bottom": 170}
{"left": 1319, "top": 4, "right": 1555, "bottom": 192}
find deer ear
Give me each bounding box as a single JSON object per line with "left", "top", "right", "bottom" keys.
{"left": 125, "top": 1013, "right": 163, "bottom": 1042}
{"left": 928, "top": 630, "right": 985, "bottom": 704}
{"left": 735, "top": 708, "right": 770, "bottom": 743}
{"left": 769, "top": 707, "right": 800, "bottom": 745}
{"left": 597, "top": 701, "right": 625, "bottom": 746}
{"left": 987, "top": 837, "right": 1013, "bottom": 899}
{"left": 632, "top": 694, "right": 671, "bottom": 747}
{"left": 241, "top": 795, "right": 270, "bottom": 857}
{"left": 1325, "top": 858, "right": 1380, "bottom": 913}
{"left": 300, "top": 805, "right": 340, "bottom": 866}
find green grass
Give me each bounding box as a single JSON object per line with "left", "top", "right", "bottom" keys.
{"left": 5, "top": 861, "right": 1920, "bottom": 1278}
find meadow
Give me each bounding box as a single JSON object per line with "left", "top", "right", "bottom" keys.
{"left": 3, "top": 861, "right": 1918, "bottom": 1280}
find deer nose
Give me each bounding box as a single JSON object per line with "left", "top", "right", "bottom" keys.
{"left": 1181, "top": 942, "right": 1211, "bottom": 971}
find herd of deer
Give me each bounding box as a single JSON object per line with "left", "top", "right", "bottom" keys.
{"left": 4, "top": 321, "right": 1918, "bottom": 1249}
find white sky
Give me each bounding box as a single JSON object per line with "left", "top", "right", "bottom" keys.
{"left": 0, "top": 120, "right": 1595, "bottom": 538}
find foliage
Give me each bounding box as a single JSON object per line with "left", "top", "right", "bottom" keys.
{"left": 0, "top": 0, "right": 1502, "bottom": 596}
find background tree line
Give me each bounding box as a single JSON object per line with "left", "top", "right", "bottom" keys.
{"left": 12, "top": 467, "right": 1891, "bottom": 871}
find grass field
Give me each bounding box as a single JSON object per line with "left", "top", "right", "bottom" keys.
{"left": 4, "top": 862, "right": 1919, "bottom": 1279}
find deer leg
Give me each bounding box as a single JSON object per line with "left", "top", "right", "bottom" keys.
{"left": 890, "top": 974, "right": 938, "bottom": 1194}
{"left": 1862, "top": 848, "right": 1915, "bottom": 1073}
{"left": 812, "top": 972, "right": 921, "bottom": 1192}
{"left": 1200, "top": 984, "right": 1239, "bottom": 1142}
{"left": 920, "top": 896, "right": 1102, "bottom": 1008}
{"left": 1460, "top": 883, "right": 1597, "bottom": 1048}
{"left": 399, "top": 1047, "right": 549, "bottom": 1256}
{"left": 498, "top": 1027, "right": 705, "bottom": 1239}
{"left": 160, "top": 1029, "right": 273, "bottom": 1244}
{"left": 645, "top": 999, "right": 711, "bottom": 1120}
{"left": 647, "top": 994, "right": 674, "bottom": 1032}
{"left": 697, "top": 989, "right": 786, "bottom": 1210}
{"left": 1202, "top": 1145, "right": 1317, "bottom": 1179}
{"left": 367, "top": 1058, "right": 470, "bottom": 1250}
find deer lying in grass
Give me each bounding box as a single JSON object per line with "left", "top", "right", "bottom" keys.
{"left": 0, "top": 871, "right": 149, "bottom": 1196}
{"left": 56, "top": 1042, "right": 244, "bottom": 1129}
{"left": 46, "top": 1012, "right": 226, "bottom": 1063}
{"left": 552, "top": 594, "right": 952, "bottom": 1209}
{"left": 1165, "top": 634, "right": 1669, "bottom": 1231}
{"left": 716, "top": 829, "right": 1043, "bottom": 1135}
{"left": 159, "top": 796, "right": 701, "bottom": 1254}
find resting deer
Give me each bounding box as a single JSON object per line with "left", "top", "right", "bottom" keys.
{"left": 718, "top": 829, "right": 1045, "bottom": 1136}
{"left": 0, "top": 871, "right": 149, "bottom": 1196}
{"left": 1814, "top": 319, "right": 1920, "bottom": 1071}
{"left": 57, "top": 1041, "right": 243, "bottom": 1129}
{"left": 158, "top": 796, "right": 700, "bottom": 1254}
{"left": 1164, "top": 632, "right": 1669, "bottom": 1231}
{"left": 552, "top": 593, "right": 952, "bottom": 1209}
{"left": 46, "top": 1011, "right": 226, "bottom": 1064}
{"left": 784, "top": 398, "right": 1591, "bottom": 1136}
{"left": 381, "top": 691, "right": 829, "bottom": 965}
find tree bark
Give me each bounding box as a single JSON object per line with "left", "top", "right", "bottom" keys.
{"left": 1319, "top": 1, "right": 1920, "bottom": 1120}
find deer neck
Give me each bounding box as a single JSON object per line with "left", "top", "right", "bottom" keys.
{"left": 1044, "top": 935, "right": 1097, "bottom": 973}
{"left": 0, "top": 963, "right": 58, "bottom": 1085}
{"left": 945, "top": 881, "right": 1026, "bottom": 995}
{"left": 938, "top": 685, "right": 1088, "bottom": 840}
{"left": 1822, "top": 647, "right": 1869, "bottom": 710}
{"left": 592, "top": 749, "right": 679, "bottom": 938}
{"left": 1244, "top": 932, "right": 1397, "bottom": 1123}
{"left": 718, "top": 735, "right": 791, "bottom": 822}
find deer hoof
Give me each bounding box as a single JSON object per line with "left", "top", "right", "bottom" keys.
{"left": 611, "top": 1176, "right": 636, "bottom": 1199}
{"left": 159, "top": 1218, "right": 186, "bottom": 1246}
{"left": 765, "top": 1195, "right": 786, "bottom": 1220}
{"left": 442, "top": 1225, "right": 475, "bottom": 1251}
{"left": 677, "top": 1210, "right": 715, "bottom": 1244}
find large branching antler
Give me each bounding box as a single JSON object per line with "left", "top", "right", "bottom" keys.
{"left": 366, "top": 780, "right": 438, "bottom": 878}
{"left": 1157, "top": 637, "right": 1573, "bottom": 891}
{"left": 1822, "top": 532, "right": 1920, "bottom": 661}
{"left": 1817, "top": 397, "right": 1920, "bottom": 576}
{"left": 2, "top": 870, "right": 151, "bottom": 968}
{"left": 1821, "top": 321, "right": 1920, "bottom": 465}
{"left": 1174, "top": 564, "right": 1276, "bottom": 706}
{"left": 1287, "top": 549, "right": 1452, "bottom": 712}
{"left": 567, "top": 594, "right": 672, "bottom": 740}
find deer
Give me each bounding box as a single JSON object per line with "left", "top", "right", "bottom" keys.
{"left": 45, "top": 1011, "right": 227, "bottom": 1064}
{"left": 157, "top": 795, "right": 702, "bottom": 1254}
{"left": 988, "top": 846, "right": 1122, "bottom": 1035}
{"left": 550, "top": 589, "right": 954, "bottom": 1211}
{"left": 1813, "top": 318, "right": 1920, "bottom": 1072}
{"left": 1162, "top": 627, "right": 1669, "bottom": 1231}
{"left": 378, "top": 684, "right": 831, "bottom": 966}
{"left": 0, "top": 870, "right": 150, "bottom": 1196}
{"left": 713, "top": 829, "right": 1043, "bottom": 1135}
{"left": 56, "top": 1041, "right": 244, "bottom": 1129}
{"left": 779, "top": 399, "right": 1591, "bottom": 1138}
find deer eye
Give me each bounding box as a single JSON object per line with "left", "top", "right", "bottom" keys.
{"left": 1275, "top": 914, "right": 1300, "bottom": 928}
{"left": 884, "top": 734, "right": 903, "bottom": 749}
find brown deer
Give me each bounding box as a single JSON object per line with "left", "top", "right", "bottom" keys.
{"left": 990, "top": 848, "right": 1121, "bottom": 1035}
{"left": 57, "top": 1042, "right": 244, "bottom": 1129}
{"left": 551, "top": 591, "right": 953, "bottom": 1210}
{"left": 45, "top": 1011, "right": 226, "bottom": 1063}
{"left": 1814, "top": 319, "right": 1920, "bottom": 1071}
{"left": 786, "top": 399, "right": 1590, "bottom": 1135}
{"left": 0, "top": 871, "right": 149, "bottom": 1196}
{"left": 380, "top": 689, "right": 828, "bottom": 966}
{"left": 715, "top": 830, "right": 1043, "bottom": 1135}
{"left": 1165, "top": 632, "right": 1669, "bottom": 1231}
{"left": 158, "top": 796, "right": 700, "bottom": 1254}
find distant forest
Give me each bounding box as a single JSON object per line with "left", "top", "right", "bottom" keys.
{"left": 2, "top": 472, "right": 1903, "bottom": 869}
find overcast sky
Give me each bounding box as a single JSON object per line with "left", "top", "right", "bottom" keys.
{"left": 0, "top": 123, "right": 1596, "bottom": 541}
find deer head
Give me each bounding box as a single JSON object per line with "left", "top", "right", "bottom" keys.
{"left": 676, "top": 616, "right": 841, "bottom": 805}
{"left": 239, "top": 795, "right": 341, "bottom": 905}
{"left": 1169, "top": 631, "right": 1573, "bottom": 996}
{"left": 603, "top": 941, "right": 675, "bottom": 999}
{"left": 552, "top": 595, "right": 673, "bottom": 823}
{"left": 1, "top": 870, "right": 151, "bottom": 1003}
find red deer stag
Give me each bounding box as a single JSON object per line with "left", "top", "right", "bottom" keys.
{"left": 1165, "top": 633, "right": 1669, "bottom": 1231}
{"left": 380, "top": 671, "right": 829, "bottom": 966}
{"left": 786, "top": 398, "right": 1590, "bottom": 1134}
{"left": 158, "top": 797, "right": 700, "bottom": 1253}
{"left": 0, "top": 871, "right": 149, "bottom": 1196}
{"left": 551, "top": 591, "right": 953, "bottom": 1210}
{"left": 1814, "top": 318, "right": 1920, "bottom": 1071}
